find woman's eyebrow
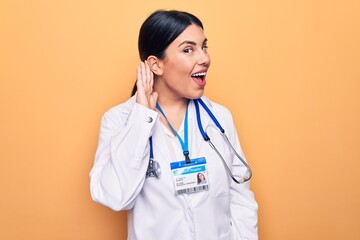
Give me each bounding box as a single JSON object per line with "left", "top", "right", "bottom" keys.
{"left": 178, "top": 40, "right": 196, "bottom": 47}
{"left": 178, "top": 38, "right": 208, "bottom": 48}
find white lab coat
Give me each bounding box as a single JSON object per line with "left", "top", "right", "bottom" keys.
{"left": 90, "top": 96, "right": 258, "bottom": 240}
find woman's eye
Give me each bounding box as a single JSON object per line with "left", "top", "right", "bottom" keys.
{"left": 183, "top": 47, "right": 193, "bottom": 53}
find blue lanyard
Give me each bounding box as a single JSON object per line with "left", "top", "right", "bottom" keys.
{"left": 156, "top": 101, "right": 191, "bottom": 164}
{"left": 149, "top": 98, "right": 252, "bottom": 183}
{"left": 193, "top": 98, "right": 225, "bottom": 141}
{"left": 148, "top": 98, "right": 223, "bottom": 164}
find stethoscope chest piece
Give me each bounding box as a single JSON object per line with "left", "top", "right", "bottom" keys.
{"left": 146, "top": 158, "right": 161, "bottom": 178}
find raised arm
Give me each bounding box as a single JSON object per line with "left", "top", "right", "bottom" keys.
{"left": 89, "top": 62, "right": 159, "bottom": 211}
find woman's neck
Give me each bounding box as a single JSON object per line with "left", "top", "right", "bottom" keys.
{"left": 153, "top": 77, "right": 190, "bottom": 131}
{"left": 156, "top": 95, "right": 188, "bottom": 133}
{"left": 157, "top": 95, "right": 188, "bottom": 111}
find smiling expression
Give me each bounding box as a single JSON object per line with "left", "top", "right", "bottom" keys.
{"left": 154, "top": 24, "right": 211, "bottom": 102}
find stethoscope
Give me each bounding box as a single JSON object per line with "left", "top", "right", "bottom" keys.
{"left": 146, "top": 98, "right": 252, "bottom": 184}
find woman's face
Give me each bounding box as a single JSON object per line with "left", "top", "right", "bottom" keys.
{"left": 199, "top": 173, "right": 205, "bottom": 181}
{"left": 156, "top": 24, "right": 211, "bottom": 101}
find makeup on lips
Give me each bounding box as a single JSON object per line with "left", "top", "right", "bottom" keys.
{"left": 191, "top": 71, "right": 207, "bottom": 87}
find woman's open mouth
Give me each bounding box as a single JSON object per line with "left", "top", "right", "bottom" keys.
{"left": 191, "top": 71, "right": 207, "bottom": 87}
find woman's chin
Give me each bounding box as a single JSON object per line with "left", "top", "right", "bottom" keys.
{"left": 188, "top": 90, "right": 205, "bottom": 100}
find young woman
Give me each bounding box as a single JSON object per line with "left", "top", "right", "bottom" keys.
{"left": 90, "top": 10, "right": 258, "bottom": 240}
{"left": 197, "top": 172, "right": 207, "bottom": 185}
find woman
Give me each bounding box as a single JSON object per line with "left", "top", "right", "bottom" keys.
{"left": 197, "top": 172, "right": 207, "bottom": 185}
{"left": 90, "top": 10, "right": 258, "bottom": 240}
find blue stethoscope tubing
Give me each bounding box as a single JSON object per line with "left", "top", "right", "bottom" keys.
{"left": 193, "top": 98, "right": 252, "bottom": 184}
{"left": 147, "top": 98, "right": 252, "bottom": 184}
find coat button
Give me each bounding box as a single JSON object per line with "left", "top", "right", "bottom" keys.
{"left": 146, "top": 117, "right": 153, "bottom": 123}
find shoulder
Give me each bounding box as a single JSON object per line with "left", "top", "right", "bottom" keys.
{"left": 101, "top": 96, "right": 136, "bottom": 129}
{"left": 200, "top": 96, "right": 233, "bottom": 122}
{"left": 200, "top": 96, "right": 239, "bottom": 143}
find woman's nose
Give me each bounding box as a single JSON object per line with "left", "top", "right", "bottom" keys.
{"left": 197, "top": 51, "right": 210, "bottom": 66}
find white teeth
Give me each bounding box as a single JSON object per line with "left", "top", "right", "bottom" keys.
{"left": 192, "top": 72, "right": 207, "bottom": 77}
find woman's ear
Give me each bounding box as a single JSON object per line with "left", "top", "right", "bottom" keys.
{"left": 146, "top": 56, "right": 164, "bottom": 76}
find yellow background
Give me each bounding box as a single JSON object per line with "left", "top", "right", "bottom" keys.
{"left": 1, "top": 0, "right": 359, "bottom": 239}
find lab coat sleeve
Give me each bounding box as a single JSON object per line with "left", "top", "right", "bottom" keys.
{"left": 89, "top": 102, "right": 158, "bottom": 211}
{"left": 225, "top": 110, "right": 258, "bottom": 240}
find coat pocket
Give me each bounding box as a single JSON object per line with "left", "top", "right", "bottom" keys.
{"left": 206, "top": 151, "right": 231, "bottom": 198}
{"left": 218, "top": 223, "right": 235, "bottom": 240}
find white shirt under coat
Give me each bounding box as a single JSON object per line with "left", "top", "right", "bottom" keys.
{"left": 90, "top": 96, "right": 258, "bottom": 240}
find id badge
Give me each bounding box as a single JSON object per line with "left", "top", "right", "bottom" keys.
{"left": 170, "top": 157, "right": 209, "bottom": 195}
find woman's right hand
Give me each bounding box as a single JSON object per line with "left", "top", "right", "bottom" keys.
{"left": 136, "top": 61, "right": 158, "bottom": 110}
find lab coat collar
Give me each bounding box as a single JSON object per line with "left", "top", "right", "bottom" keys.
{"left": 127, "top": 94, "right": 215, "bottom": 130}
{"left": 138, "top": 95, "right": 215, "bottom": 165}
{"left": 194, "top": 96, "right": 215, "bottom": 129}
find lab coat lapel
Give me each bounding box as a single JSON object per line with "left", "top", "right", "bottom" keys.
{"left": 191, "top": 97, "right": 215, "bottom": 158}
{"left": 151, "top": 119, "right": 177, "bottom": 165}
